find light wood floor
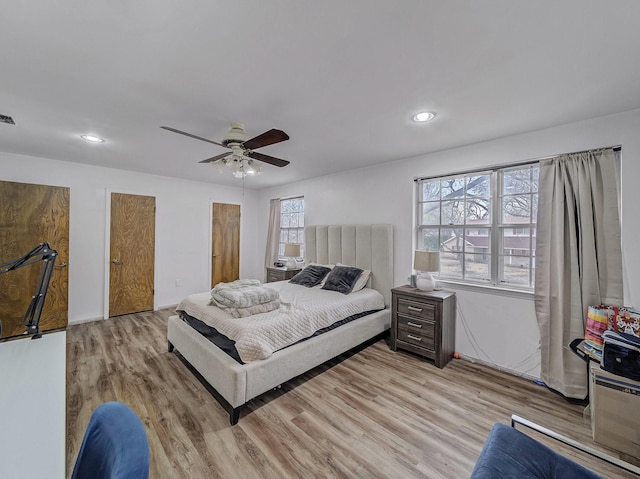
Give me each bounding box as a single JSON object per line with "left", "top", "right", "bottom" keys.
{"left": 66, "top": 309, "right": 638, "bottom": 478}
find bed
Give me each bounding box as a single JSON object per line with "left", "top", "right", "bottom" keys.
{"left": 167, "top": 224, "right": 393, "bottom": 424}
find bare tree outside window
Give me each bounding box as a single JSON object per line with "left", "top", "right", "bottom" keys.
{"left": 416, "top": 165, "right": 538, "bottom": 289}
{"left": 279, "top": 197, "right": 305, "bottom": 259}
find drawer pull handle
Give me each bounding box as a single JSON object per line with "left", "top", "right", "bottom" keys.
{"left": 407, "top": 334, "right": 422, "bottom": 341}
{"left": 407, "top": 321, "right": 422, "bottom": 328}
{"left": 407, "top": 306, "right": 422, "bottom": 312}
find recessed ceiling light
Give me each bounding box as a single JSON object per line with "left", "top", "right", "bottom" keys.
{"left": 412, "top": 111, "right": 436, "bottom": 122}
{"left": 81, "top": 134, "right": 105, "bottom": 143}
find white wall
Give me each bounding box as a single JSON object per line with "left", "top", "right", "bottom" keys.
{"left": 3, "top": 108, "right": 639, "bottom": 376}
{"left": 257, "top": 108, "right": 640, "bottom": 379}
{"left": 0, "top": 153, "right": 262, "bottom": 324}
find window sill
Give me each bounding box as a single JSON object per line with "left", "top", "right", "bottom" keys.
{"left": 435, "top": 279, "right": 535, "bottom": 300}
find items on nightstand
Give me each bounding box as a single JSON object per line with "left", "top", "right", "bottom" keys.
{"left": 413, "top": 250, "right": 440, "bottom": 291}
{"left": 266, "top": 265, "right": 302, "bottom": 283}
{"left": 283, "top": 243, "right": 300, "bottom": 269}
{"left": 391, "top": 285, "right": 455, "bottom": 368}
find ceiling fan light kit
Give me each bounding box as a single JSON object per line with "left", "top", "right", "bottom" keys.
{"left": 214, "top": 157, "right": 262, "bottom": 178}
{"left": 161, "top": 122, "right": 290, "bottom": 179}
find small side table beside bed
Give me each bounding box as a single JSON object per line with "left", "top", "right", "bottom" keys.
{"left": 391, "top": 285, "right": 456, "bottom": 368}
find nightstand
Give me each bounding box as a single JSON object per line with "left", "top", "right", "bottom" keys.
{"left": 391, "top": 285, "right": 456, "bottom": 368}
{"left": 266, "top": 266, "right": 302, "bottom": 283}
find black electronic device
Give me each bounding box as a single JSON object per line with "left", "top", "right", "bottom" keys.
{"left": 273, "top": 261, "right": 285, "bottom": 267}
{"left": 0, "top": 242, "right": 57, "bottom": 339}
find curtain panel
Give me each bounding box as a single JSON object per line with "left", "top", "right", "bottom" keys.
{"left": 534, "top": 149, "right": 623, "bottom": 399}
{"left": 264, "top": 198, "right": 281, "bottom": 281}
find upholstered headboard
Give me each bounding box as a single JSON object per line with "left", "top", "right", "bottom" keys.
{"left": 304, "top": 224, "right": 393, "bottom": 307}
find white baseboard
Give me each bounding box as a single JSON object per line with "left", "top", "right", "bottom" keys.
{"left": 67, "top": 316, "right": 105, "bottom": 326}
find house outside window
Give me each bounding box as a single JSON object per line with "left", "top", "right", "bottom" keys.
{"left": 416, "top": 164, "right": 538, "bottom": 289}
{"left": 279, "top": 196, "right": 304, "bottom": 259}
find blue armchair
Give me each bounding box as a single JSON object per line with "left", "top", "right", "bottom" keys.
{"left": 470, "top": 423, "right": 600, "bottom": 478}
{"left": 71, "top": 402, "right": 150, "bottom": 479}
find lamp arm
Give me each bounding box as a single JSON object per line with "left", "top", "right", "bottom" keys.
{"left": 0, "top": 242, "right": 58, "bottom": 339}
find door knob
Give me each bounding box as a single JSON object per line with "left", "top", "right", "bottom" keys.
{"left": 56, "top": 262, "right": 68, "bottom": 268}
{"left": 112, "top": 258, "right": 122, "bottom": 264}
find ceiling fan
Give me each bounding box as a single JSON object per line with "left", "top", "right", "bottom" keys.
{"left": 161, "top": 123, "right": 290, "bottom": 177}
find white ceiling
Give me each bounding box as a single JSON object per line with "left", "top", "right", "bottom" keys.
{"left": 2, "top": 1, "right": 640, "bottom": 190}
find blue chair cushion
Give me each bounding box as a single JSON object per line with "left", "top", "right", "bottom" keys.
{"left": 470, "top": 423, "right": 601, "bottom": 478}
{"left": 71, "top": 401, "right": 150, "bottom": 479}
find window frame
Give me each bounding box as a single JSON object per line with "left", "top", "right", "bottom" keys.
{"left": 415, "top": 162, "right": 538, "bottom": 291}
{"left": 278, "top": 196, "right": 305, "bottom": 260}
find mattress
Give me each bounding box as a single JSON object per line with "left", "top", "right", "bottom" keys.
{"left": 176, "top": 280, "right": 385, "bottom": 363}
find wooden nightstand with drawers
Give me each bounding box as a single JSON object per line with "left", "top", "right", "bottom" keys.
{"left": 266, "top": 266, "right": 301, "bottom": 283}
{"left": 391, "top": 285, "right": 456, "bottom": 368}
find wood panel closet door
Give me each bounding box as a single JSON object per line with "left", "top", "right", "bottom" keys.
{"left": 0, "top": 181, "right": 69, "bottom": 338}
{"left": 211, "top": 203, "right": 240, "bottom": 288}
{"left": 109, "top": 193, "right": 155, "bottom": 317}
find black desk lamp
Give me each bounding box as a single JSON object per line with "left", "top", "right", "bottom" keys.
{"left": 0, "top": 242, "right": 57, "bottom": 340}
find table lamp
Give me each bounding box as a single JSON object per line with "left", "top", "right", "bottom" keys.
{"left": 284, "top": 243, "right": 300, "bottom": 269}
{"left": 414, "top": 250, "right": 440, "bottom": 291}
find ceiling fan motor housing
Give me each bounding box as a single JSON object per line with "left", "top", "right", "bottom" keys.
{"left": 221, "top": 122, "right": 248, "bottom": 146}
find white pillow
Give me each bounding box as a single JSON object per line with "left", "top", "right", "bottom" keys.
{"left": 337, "top": 263, "right": 371, "bottom": 292}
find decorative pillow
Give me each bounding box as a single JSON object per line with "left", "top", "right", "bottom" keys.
{"left": 309, "top": 263, "right": 335, "bottom": 286}
{"left": 584, "top": 306, "right": 612, "bottom": 351}
{"left": 611, "top": 307, "right": 640, "bottom": 337}
{"left": 321, "top": 265, "right": 364, "bottom": 294}
{"left": 337, "top": 263, "right": 371, "bottom": 292}
{"left": 289, "top": 265, "right": 331, "bottom": 288}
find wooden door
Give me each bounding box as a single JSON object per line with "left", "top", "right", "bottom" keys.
{"left": 211, "top": 203, "right": 240, "bottom": 287}
{"left": 0, "top": 181, "right": 69, "bottom": 339}
{"left": 109, "top": 193, "right": 155, "bottom": 317}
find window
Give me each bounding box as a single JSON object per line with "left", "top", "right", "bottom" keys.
{"left": 279, "top": 196, "right": 304, "bottom": 259}
{"left": 416, "top": 164, "right": 538, "bottom": 289}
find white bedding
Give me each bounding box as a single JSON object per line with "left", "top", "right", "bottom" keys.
{"left": 176, "top": 281, "right": 385, "bottom": 363}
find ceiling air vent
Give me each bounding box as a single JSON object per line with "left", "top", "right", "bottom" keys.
{"left": 0, "top": 114, "right": 15, "bottom": 125}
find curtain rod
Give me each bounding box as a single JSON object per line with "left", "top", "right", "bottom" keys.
{"left": 414, "top": 145, "right": 621, "bottom": 183}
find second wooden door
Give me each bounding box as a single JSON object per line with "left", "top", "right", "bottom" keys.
{"left": 109, "top": 193, "right": 155, "bottom": 317}
{"left": 211, "top": 203, "right": 240, "bottom": 287}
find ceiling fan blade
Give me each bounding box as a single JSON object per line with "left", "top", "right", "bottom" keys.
{"left": 242, "top": 129, "right": 289, "bottom": 150}
{"left": 199, "top": 152, "right": 230, "bottom": 163}
{"left": 161, "top": 126, "right": 226, "bottom": 147}
{"left": 247, "top": 151, "right": 290, "bottom": 167}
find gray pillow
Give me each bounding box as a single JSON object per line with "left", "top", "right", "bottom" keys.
{"left": 289, "top": 265, "right": 331, "bottom": 287}
{"left": 321, "top": 265, "right": 364, "bottom": 294}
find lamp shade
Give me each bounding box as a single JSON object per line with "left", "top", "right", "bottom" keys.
{"left": 284, "top": 243, "right": 301, "bottom": 257}
{"left": 413, "top": 250, "right": 440, "bottom": 272}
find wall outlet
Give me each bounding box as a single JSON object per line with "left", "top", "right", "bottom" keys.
{"left": 175, "top": 278, "right": 183, "bottom": 287}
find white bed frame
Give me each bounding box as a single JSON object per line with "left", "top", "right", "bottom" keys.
{"left": 167, "top": 224, "right": 393, "bottom": 424}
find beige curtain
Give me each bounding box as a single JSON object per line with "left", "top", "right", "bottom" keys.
{"left": 264, "top": 198, "right": 281, "bottom": 281}
{"left": 534, "top": 148, "right": 623, "bottom": 399}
